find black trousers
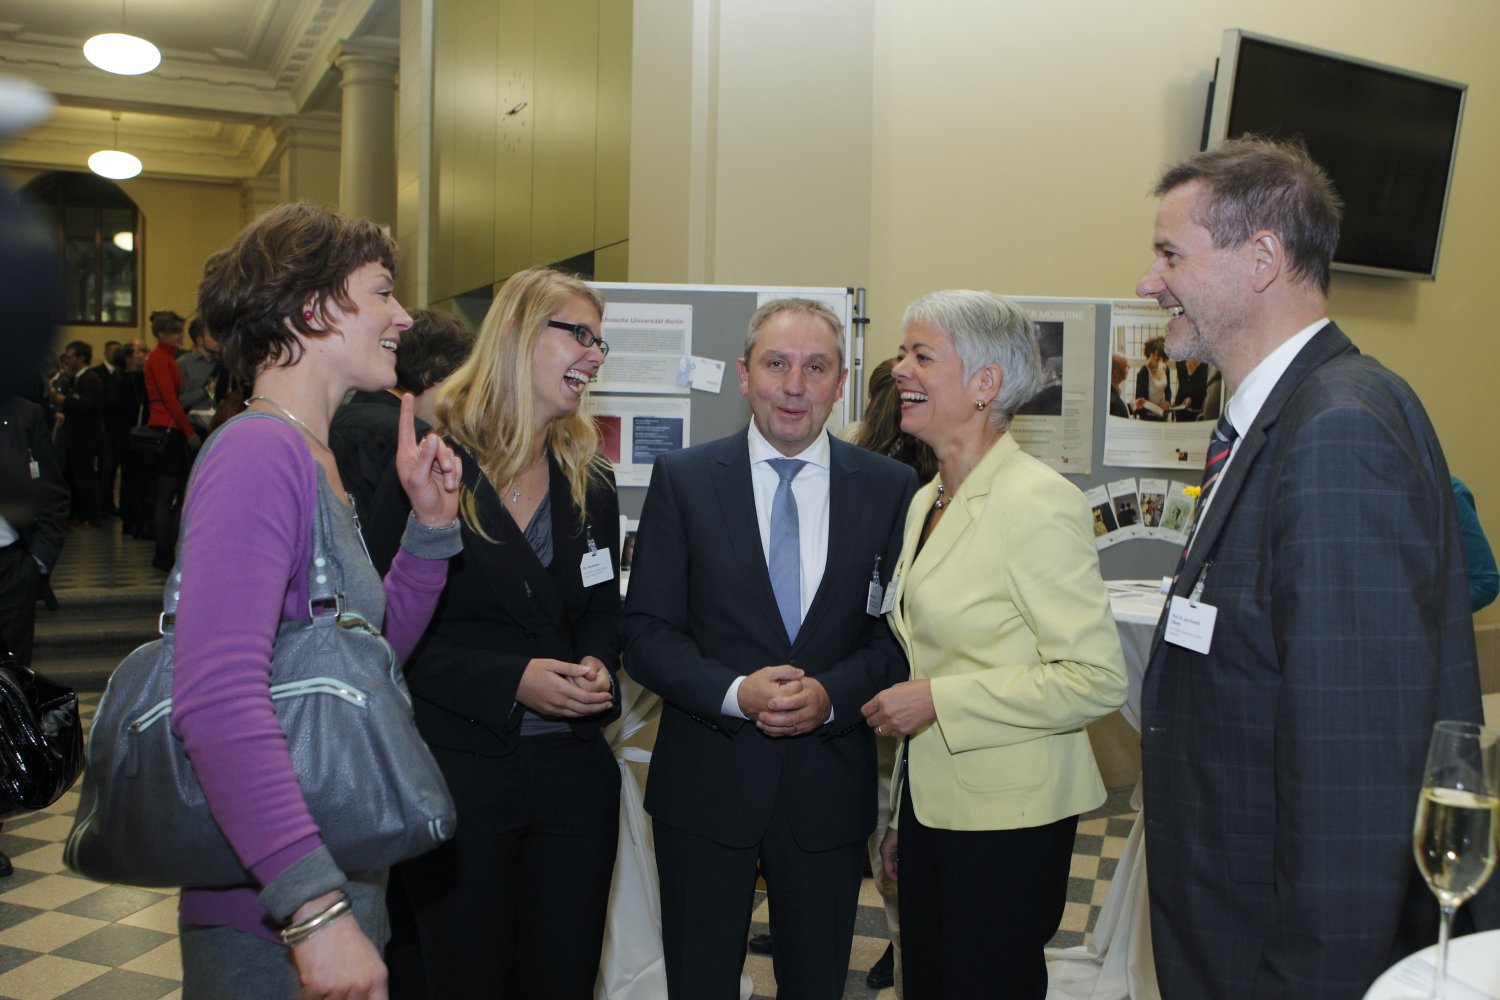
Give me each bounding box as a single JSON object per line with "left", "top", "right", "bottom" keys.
{"left": 401, "top": 733, "right": 620, "bottom": 1000}
{"left": 896, "top": 781, "right": 1077, "bottom": 1000}
{"left": 149, "top": 430, "right": 189, "bottom": 570}
{"left": 64, "top": 443, "right": 101, "bottom": 523}
{"left": 653, "top": 783, "right": 865, "bottom": 1000}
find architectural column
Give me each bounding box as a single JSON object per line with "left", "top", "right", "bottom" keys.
{"left": 334, "top": 38, "right": 400, "bottom": 231}
{"left": 276, "top": 113, "right": 342, "bottom": 209}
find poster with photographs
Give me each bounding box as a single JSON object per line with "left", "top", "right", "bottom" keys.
{"left": 1103, "top": 301, "right": 1225, "bottom": 469}
{"left": 1087, "top": 476, "right": 1197, "bottom": 549}
{"left": 1107, "top": 478, "right": 1145, "bottom": 540}
{"left": 1009, "top": 299, "right": 1096, "bottom": 475}
{"left": 1158, "top": 481, "right": 1196, "bottom": 544}
{"left": 1086, "top": 484, "right": 1122, "bottom": 549}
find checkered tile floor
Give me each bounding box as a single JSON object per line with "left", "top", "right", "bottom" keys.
{"left": 14, "top": 528, "right": 1137, "bottom": 999}
{"left": 45, "top": 521, "right": 166, "bottom": 593}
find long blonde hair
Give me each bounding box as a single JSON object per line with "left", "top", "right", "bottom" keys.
{"left": 435, "top": 267, "right": 611, "bottom": 534}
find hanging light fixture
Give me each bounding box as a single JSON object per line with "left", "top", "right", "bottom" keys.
{"left": 83, "top": 0, "right": 160, "bottom": 76}
{"left": 89, "top": 112, "right": 142, "bottom": 180}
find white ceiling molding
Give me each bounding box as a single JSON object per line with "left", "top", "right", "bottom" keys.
{"left": 0, "top": 0, "right": 396, "bottom": 182}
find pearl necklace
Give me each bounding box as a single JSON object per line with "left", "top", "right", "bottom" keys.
{"left": 247, "top": 395, "right": 331, "bottom": 453}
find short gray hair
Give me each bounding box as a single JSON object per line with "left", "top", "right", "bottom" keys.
{"left": 744, "top": 297, "right": 845, "bottom": 369}
{"left": 902, "top": 290, "right": 1042, "bottom": 432}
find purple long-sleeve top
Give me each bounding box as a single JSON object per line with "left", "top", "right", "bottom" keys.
{"left": 169, "top": 417, "right": 451, "bottom": 939}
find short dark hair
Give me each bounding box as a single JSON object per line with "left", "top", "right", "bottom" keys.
{"left": 65, "top": 340, "right": 92, "bottom": 364}
{"left": 394, "top": 309, "right": 474, "bottom": 394}
{"left": 149, "top": 310, "right": 185, "bottom": 337}
{"left": 1144, "top": 335, "right": 1167, "bottom": 360}
{"left": 1154, "top": 136, "right": 1342, "bottom": 294}
{"left": 187, "top": 317, "right": 207, "bottom": 344}
{"left": 197, "top": 203, "right": 399, "bottom": 384}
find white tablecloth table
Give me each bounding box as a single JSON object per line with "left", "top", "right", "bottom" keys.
{"left": 595, "top": 675, "right": 755, "bottom": 1000}
{"left": 1364, "top": 928, "right": 1500, "bottom": 999}
{"left": 1046, "top": 583, "right": 1164, "bottom": 1000}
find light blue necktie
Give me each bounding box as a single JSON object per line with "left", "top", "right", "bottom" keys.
{"left": 768, "top": 458, "right": 806, "bottom": 641}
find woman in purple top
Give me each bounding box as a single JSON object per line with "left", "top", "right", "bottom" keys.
{"left": 175, "top": 203, "right": 463, "bottom": 999}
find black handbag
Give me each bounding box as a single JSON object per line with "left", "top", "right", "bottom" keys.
{"left": 64, "top": 414, "right": 457, "bottom": 888}
{"left": 127, "top": 424, "right": 169, "bottom": 456}
{"left": 0, "top": 652, "right": 84, "bottom": 819}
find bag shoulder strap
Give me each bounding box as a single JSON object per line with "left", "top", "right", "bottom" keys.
{"left": 159, "top": 412, "right": 343, "bottom": 625}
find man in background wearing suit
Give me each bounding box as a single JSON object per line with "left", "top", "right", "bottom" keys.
{"left": 1136, "top": 137, "right": 1491, "bottom": 999}
{"left": 88, "top": 341, "right": 121, "bottom": 516}
{"left": 622, "top": 298, "right": 915, "bottom": 999}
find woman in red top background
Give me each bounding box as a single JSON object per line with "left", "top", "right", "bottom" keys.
{"left": 145, "top": 308, "right": 199, "bottom": 571}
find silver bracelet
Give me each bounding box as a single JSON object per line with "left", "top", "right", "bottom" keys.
{"left": 279, "top": 892, "right": 352, "bottom": 947}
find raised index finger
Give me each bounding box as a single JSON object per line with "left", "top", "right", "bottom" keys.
{"left": 396, "top": 391, "right": 417, "bottom": 459}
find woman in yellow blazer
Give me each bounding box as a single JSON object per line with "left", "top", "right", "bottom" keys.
{"left": 862, "top": 290, "right": 1127, "bottom": 1000}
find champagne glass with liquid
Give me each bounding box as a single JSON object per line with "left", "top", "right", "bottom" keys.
{"left": 1411, "top": 720, "right": 1500, "bottom": 999}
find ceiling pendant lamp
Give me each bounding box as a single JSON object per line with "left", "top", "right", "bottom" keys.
{"left": 83, "top": 0, "right": 160, "bottom": 76}
{"left": 89, "top": 112, "right": 142, "bottom": 180}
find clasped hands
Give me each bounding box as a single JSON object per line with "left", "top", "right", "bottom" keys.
{"left": 517, "top": 655, "right": 614, "bottom": 718}
{"left": 738, "top": 665, "right": 829, "bottom": 737}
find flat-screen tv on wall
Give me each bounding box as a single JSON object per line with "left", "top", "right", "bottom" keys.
{"left": 1202, "top": 29, "right": 1465, "bottom": 281}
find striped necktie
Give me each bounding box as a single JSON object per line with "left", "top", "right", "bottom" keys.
{"left": 767, "top": 458, "right": 806, "bottom": 641}
{"left": 1172, "top": 413, "right": 1239, "bottom": 584}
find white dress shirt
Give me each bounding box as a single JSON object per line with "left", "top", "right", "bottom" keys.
{"left": 1190, "top": 318, "right": 1328, "bottom": 544}
{"left": 721, "top": 423, "right": 832, "bottom": 719}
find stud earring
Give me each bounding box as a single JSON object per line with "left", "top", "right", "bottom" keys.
{"left": 974, "top": 399, "right": 988, "bottom": 411}
{"left": 303, "top": 310, "right": 314, "bottom": 321}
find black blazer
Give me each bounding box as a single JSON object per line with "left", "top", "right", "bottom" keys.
{"left": 621, "top": 431, "right": 915, "bottom": 852}
{"left": 1141, "top": 323, "right": 1492, "bottom": 999}
{"left": 391, "top": 448, "right": 621, "bottom": 757}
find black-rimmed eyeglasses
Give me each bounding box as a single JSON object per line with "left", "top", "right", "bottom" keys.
{"left": 546, "top": 320, "right": 609, "bottom": 357}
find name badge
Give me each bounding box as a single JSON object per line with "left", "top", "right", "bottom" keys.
{"left": 866, "top": 581, "right": 883, "bottom": 617}
{"left": 29, "top": 460, "right": 40, "bottom": 480}
{"left": 580, "top": 549, "right": 614, "bottom": 588}
{"left": 879, "top": 576, "right": 899, "bottom": 615}
{"left": 1163, "top": 595, "right": 1216, "bottom": 654}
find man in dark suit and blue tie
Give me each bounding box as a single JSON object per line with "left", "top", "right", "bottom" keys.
{"left": 1136, "top": 137, "right": 1493, "bottom": 999}
{"left": 622, "top": 298, "right": 915, "bottom": 999}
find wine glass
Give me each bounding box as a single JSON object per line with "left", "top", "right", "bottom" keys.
{"left": 1411, "top": 720, "right": 1500, "bottom": 999}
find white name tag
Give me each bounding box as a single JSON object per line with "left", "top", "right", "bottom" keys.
{"left": 1163, "top": 595, "right": 1216, "bottom": 654}
{"left": 580, "top": 548, "right": 614, "bottom": 587}
{"left": 866, "top": 581, "right": 883, "bottom": 617}
{"left": 29, "top": 460, "right": 40, "bottom": 480}
{"left": 879, "top": 578, "right": 899, "bottom": 615}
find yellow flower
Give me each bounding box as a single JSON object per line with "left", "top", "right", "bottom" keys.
{"left": 1183, "top": 485, "right": 1202, "bottom": 499}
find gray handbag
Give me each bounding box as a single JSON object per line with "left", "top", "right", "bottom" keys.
{"left": 64, "top": 415, "right": 456, "bottom": 888}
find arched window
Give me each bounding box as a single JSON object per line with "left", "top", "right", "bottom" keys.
{"left": 21, "top": 171, "right": 140, "bottom": 327}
